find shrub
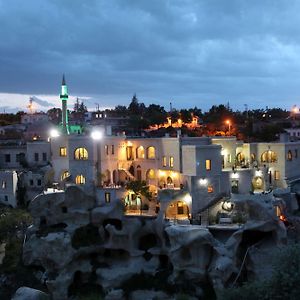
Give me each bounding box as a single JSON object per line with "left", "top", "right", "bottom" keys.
{"left": 221, "top": 244, "right": 300, "bottom": 300}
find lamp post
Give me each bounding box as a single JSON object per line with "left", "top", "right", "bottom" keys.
{"left": 226, "top": 120, "right": 231, "bottom": 135}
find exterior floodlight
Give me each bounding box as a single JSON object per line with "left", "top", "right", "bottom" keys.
{"left": 50, "top": 129, "right": 60, "bottom": 138}
{"left": 91, "top": 130, "right": 103, "bottom": 140}
{"left": 199, "top": 178, "right": 208, "bottom": 186}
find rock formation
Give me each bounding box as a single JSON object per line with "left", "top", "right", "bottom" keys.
{"left": 22, "top": 186, "right": 288, "bottom": 299}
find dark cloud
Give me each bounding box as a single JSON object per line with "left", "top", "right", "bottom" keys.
{"left": 0, "top": 0, "right": 300, "bottom": 111}
{"left": 31, "top": 96, "right": 54, "bottom": 107}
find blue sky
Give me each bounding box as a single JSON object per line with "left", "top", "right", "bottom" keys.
{"left": 0, "top": 0, "right": 300, "bottom": 112}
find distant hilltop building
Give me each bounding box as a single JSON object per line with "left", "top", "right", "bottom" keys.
{"left": 147, "top": 115, "right": 201, "bottom": 131}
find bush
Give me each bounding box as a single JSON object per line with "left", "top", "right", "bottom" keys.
{"left": 221, "top": 244, "right": 300, "bottom": 300}
{"left": 0, "top": 207, "right": 32, "bottom": 242}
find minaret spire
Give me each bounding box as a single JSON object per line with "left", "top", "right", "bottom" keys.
{"left": 62, "top": 74, "right": 66, "bottom": 86}
{"left": 60, "top": 74, "right": 69, "bottom": 134}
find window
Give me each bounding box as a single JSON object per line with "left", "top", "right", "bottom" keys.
{"left": 250, "top": 153, "right": 256, "bottom": 163}
{"left": 169, "top": 156, "right": 174, "bottom": 168}
{"left": 2, "top": 181, "right": 6, "bottom": 189}
{"left": 275, "top": 171, "right": 280, "bottom": 180}
{"left": 30, "top": 179, "right": 34, "bottom": 186}
{"left": 34, "top": 153, "right": 39, "bottom": 161}
{"left": 162, "top": 156, "right": 167, "bottom": 167}
{"left": 287, "top": 150, "right": 293, "bottom": 161}
{"left": 126, "top": 146, "right": 133, "bottom": 160}
{"left": 227, "top": 154, "right": 231, "bottom": 163}
{"left": 42, "top": 152, "right": 47, "bottom": 161}
{"left": 4, "top": 195, "right": 8, "bottom": 202}
{"left": 105, "top": 192, "right": 111, "bottom": 203}
{"left": 105, "top": 145, "right": 109, "bottom": 155}
{"left": 146, "top": 169, "right": 156, "bottom": 179}
{"left": 61, "top": 170, "right": 70, "bottom": 181}
{"left": 261, "top": 150, "right": 277, "bottom": 163}
{"left": 37, "top": 179, "right": 42, "bottom": 186}
{"left": 74, "top": 148, "right": 88, "bottom": 160}
{"left": 147, "top": 146, "right": 156, "bottom": 159}
{"left": 295, "top": 150, "right": 298, "bottom": 158}
{"left": 75, "top": 174, "right": 86, "bottom": 185}
{"left": 5, "top": 154, "right": 10, "bottom": 163}
{"left": 136, "top": 146, "right": 145, "bottom": 159}
{"left": 16, "top": 153, "right": 25, "bottom": 163}
{"left": 60, "top": 147, "right": 67, "bottom": 157}
{"left": 111, "top": 145, "right": 114, "bottom": 155}
{"left": 207, "top": 185, "right": 214, "bottom": 193}
{"left": 205, "top": 159, "right": 211, "bottom": 171}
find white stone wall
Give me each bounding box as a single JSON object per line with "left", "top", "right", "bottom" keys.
{"left": 26, "top": 141, "right": 51, "bottom": 167}
{"left": 0, "top": 170, "right": 18, "bottom": 207}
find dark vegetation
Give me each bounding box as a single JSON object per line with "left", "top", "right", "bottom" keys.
{"left": 221, "top": 244, "right": 300, "bottom": 300}
{"left": 0, "top": 206, "right": 47, "bottom": 299}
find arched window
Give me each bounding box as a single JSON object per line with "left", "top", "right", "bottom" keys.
{"left": 236, "top": 152, "right": 245, "bottom": 163}
{"left": 147, "top": 146, "right": 156, "bottom": 159}
{"left": 287, "top": 150, "right": 293, "bottom": 161}
{"left": 146, "top": 169, "right": 156, "bottom": 179}
{"left": 74, "top": 148, "right": 88, "bottom": 160}
{"left": 136, "top": 146, "right": 145, "bottom": 159}
{"left": 261, "top": 150, "right": 277, "bottom": 163}
{"left": 61, "top": 170, "right": 70, "bottom": 181}
{"left": 250, "top": 153, "right": 256, "bottom": 163}
{"left": 75, "top": 174, "right": 86, "bottom": 185}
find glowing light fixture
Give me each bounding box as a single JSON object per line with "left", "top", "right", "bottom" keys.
{"left": 199, "top": 178, "right": 208, "bottom": 186}
{"left": 231, "top": 172, "right": 239, "bottom": 179}
{"left": 183, "top": 193, "right": 192, "bottom": 204}
{"left": 91, "top": 130, "right": 103, "bottom": 140}
{"left": 50, "top": 129, "right": 60, "bottom": 138}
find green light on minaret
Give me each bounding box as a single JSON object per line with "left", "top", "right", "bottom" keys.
{"left": 60, "top": 74, "right": 69, "bottom": 134}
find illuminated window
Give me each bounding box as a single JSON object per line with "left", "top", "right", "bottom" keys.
{"left": 2, "top": 181, "right": 6, "bottom": 189}
{"left": 275, "top": 171, "right": 280, "bottom": 180}
{"left": 147, "top": 146, "right": 156, "bottom": 159}
{"left": 251, "top": 153, "right": 256, "bottom": 163}
{"left": 146, "top": 169, "right": 156, "bottom": 179}
{"left": 287, "top": 150, "right": 293, "bottom": 161}
{"left": 61, "top": 170, "right": 70, "bottom": 181}
{"left": 205, "top": 160, "right": 211, "bottom": 171}
{"left": 60, "top": 147, "right": 67, "bottom": 157}
{"left": 236, "top": 152, "right": 245, "bottom": 163}
{"left": 136, "top": 146, "right": 145, "bottom": 159}
{"left": 105, "top": 145, "right": 109, "bottom": 155}
{"left": 169, "top": 156, "right": 174, "bottom": 168}
{"left": 162, "top": 156, "right": 167, "bottom": 167}
{"left": 75, "top": 174, "right": 86, "bottom": 185}
{"left": 105, "top": 192, "right": 111, "bottom": 203}
{"left": 207, "top": 185, "right": 214, "bottom": 193}
{"left": 126, "top": 146, "right": 133, "bottom": 160}
{"left": 227, "top": 154, "right": 231, "bottom": 163}
{"left": 74, "top": 148, "right": 88, "bottom": 160}
{"left": 261, "top": 150, "right": 277, "bottom": 163}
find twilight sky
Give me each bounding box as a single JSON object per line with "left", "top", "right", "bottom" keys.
{"left": 0, "top": 0, "right": 300, "bottom": 112}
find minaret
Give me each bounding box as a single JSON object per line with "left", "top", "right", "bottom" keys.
{"left": 60, "top": 74, "right": 69, "bottom": 134}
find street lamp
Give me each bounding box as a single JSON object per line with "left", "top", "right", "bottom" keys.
{"left": 49, "top": 129, "right": 60, "bottom": 138}
{"left": 226, "top": 120, "right": 231, "bottom": 135}
{"left": 91, "top": 130, "right": 103, "bottom": 140}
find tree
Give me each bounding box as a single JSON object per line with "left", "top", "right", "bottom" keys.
{"left": 125, "top": 180, "right": 152, "bottom": 200}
